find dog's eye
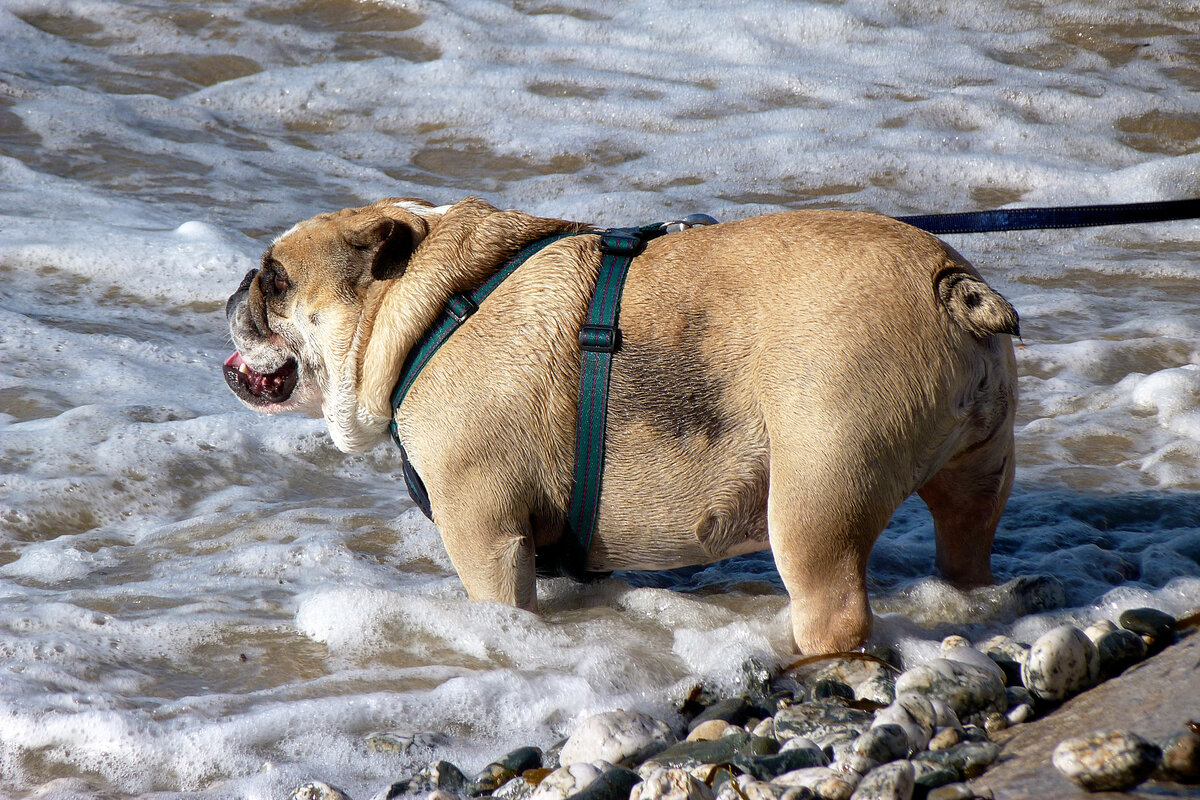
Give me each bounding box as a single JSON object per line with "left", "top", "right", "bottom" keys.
{"left": 273, "top": 273, "right": 289, "bottom": 295}
{"left": 263, "top": 267, "right": 289, "bottom": 297}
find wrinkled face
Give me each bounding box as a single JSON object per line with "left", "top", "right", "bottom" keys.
{"left": 223, "top": 201, "right": 429, "bottom": 429}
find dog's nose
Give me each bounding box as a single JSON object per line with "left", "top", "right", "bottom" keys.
{"left": 226, "top": 268, "right": 259, "bottom": 319}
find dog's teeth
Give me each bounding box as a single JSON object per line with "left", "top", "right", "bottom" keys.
{"left": 239, "top": 364, "right": 251, "bottom": 375}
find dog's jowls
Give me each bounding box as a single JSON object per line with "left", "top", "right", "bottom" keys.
{"left": 224, "top": 196, "right": 1019, "bottom": 655}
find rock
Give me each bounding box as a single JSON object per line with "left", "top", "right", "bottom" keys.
{"left": 894, "top": 660, "right": 1007, "bottom": 718}
{"left": 494, "top": 777, "right": 537, "bottom": 800}
{"left": 927, "top": 728, "right": 961, "bottom": 751}
{"left": 1118, "top": 607, "right": 1177, "bottom": 647}
{"left": 773, "top": 766, "right": 858, "bottom": 800}
{"left": 1051, "top": 729, "right": 1162, "bottom": 792}
{"left": 742, "top": 657, "right": 774, "bottom": 698}
{"left": 631, "top": 768, "right": 714, "bottom": 800}
{"left": 1095, "top": 628, "right": 1147, "bottom": 680}
{"left": 910, "top": 761, "right": 959, "bottom": 794}
{"left": 366, "top": 731, "right": 450, "bottom": 754}
{"left": 1020, "top": 626, "right": 1099, "bottom": 703}
{"left": 775, "top": 702, "right": 875, "bottom": 741}
{"left": 854, "top": 675, "right": 896, "bottom": 706}
{"left": 731, "top": 746, "right": 829, "bottom": 780}
{"left": 688, "top": 720, "right": 744, "bottom": 742}
{"left": 872, "top": 697, "right": 934, "bottom": 753}
{"left": 939, "top": 646, "right": 1006, "bottom": 686}
{"left": 561, "top": 710, "right": 677, "bottom": 768}
{"left": 1005, "top": 703, "right": 1034, "bottom": 726}
{"left": 569, "top": 768, "right": 643, "bottom": 800}
{"left": 689, "top": 697, "right": 761, "bottom": 732}
{"left": 752, "top": 718, "right": 776, "bottom": 739}
{"left": 913, "top": 741, "right": 1000, "bottom": 780}
{"left": 813, "top": 680, "right": 855, "bottom": 702}
{"left": 290, "top": 782, "right": 352, "bottom": 800}
{"left": 809, "top": 657, "right": 893, "bottom": 691}
{"left": 849, "top": 760, "right": 914, "bottom": 800}
{"left": 805, "top": 724, "right": 871, "bottom": 754}
{"left": 978, "top": 635, "right": 1029, "bottom": 688}
{"left": 940, "top": 636, "right": 971, "bottom": 653}
{"left": 714, "top": 776, "right": 815, "bottom": 800}
{"left": 470, "top": 747, "right": 544, "bottom": 794}
{"left": 1004, "top": 685, "right": 1032, "bottom": 708}
{"left": 638, "top": 733, "right": 776, "bottom": 776}
{"left": 402, "top": 761, "right": 468, "bottom": 795}
{"left": 1082, "top": 619, "right": 1117, "bottom": 643}
{"left": 850, "top": 724, "right": 910, "bottom": 765}
{"left": 1158, "top": 725, "right": 1200, "bottom": 782}
{"left": 531, "top": 761, "right": 619, "bottom": 800}
{"left": 925, "top": 783, "right": 973, "bottom": 800}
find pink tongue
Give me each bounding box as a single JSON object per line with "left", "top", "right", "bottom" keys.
{"left": 225, "top": 351, "right": 245, "bottom": 369}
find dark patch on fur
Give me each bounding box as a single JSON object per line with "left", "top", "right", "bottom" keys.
{"left": 609, "top": 309, "right": 732, "bottom": 442}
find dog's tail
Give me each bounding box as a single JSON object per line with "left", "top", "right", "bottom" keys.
{"left": 935, "top": 267, "right": 1020, "bottom": 338}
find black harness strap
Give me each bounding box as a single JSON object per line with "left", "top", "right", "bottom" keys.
{"left": 389, "top": 232, "right": 582, "bottom": 520}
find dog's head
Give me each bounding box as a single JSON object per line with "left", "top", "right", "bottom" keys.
{"left": 223, "top": 199, "right": 440, "bottom": 449}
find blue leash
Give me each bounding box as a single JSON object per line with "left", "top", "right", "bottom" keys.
{"left": 897, "top": 197, "right": 1200, "bottom": 234}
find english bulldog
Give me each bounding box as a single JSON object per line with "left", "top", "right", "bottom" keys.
{"left": 223, "top": 196, "right": 1019, "bottom": 655}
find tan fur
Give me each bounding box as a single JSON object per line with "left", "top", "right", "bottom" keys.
{"left": 225, "top": 196, "right": 1019, "bottom": 654}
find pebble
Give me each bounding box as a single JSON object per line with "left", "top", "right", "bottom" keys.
{"left": 849, "top": 760, "right": 914, "bottom": 800}
{"left": 1020, "top": 625, "right": 1099, "bottom": 702}
{"left": 872, "top": 700, "right": 932, "bottom": 754}
{"left": 531, "top": 761, "right": 620, "bottom": 800}
{"left": 938, "top": 646, "right": 1006, "bottom": 686}
{"left": 913, "top": 741, "right": 1001, "bottom": 780}
{"left": 560, "top": 710, "right": 677, "bottom": 768}
{"left": 732, "top": 745, "right": 830, "bottom": 780}
{"left": 894, "top": 660, "right": 1007, "bottom": 718}
{"left": 775, "top": 702, "right": 874, "bottom": 741}
{"left": 688, "top": 720, "right": 744, "bottom": 742}
{"left": 1052, "top": 730, "right": 1162, "bottom": 792}
{"left": 1082, "top": 619, "right": 1117, "bottom": 643}
{"left": 1118, "top": 607, "right": 1177, "bottom": 647}
{"left": 1095, "top": 628, "right": 1147, "bottom": 680}
{"left": 854, "top": 675, "right": 896, "bottom": 706}
{"left": 1159, "top": 726, "right": 1200, "bottom": 782}
{"left": 772, "top": 766, "right": 857, "bottom": 800}
{"left": 569, "top": 768, "right": 644, "bottom": 800}
{"left": 631, "top": 768, "right": 715, "bottom": 800}
{"left": 977, "top": 635, "right": 1029, "bottom": 688}
{"left": 911, "top": 761, "right": 959, "bottom": 794}
{"left": 925, "top": 783, "right": 974, "bottom": 800}
{"left": 410, "top": 760, "right": 468, "bottom": 795}
{"left": 689, "top": 697, "right": 762, "bottom": 732}
{"left": 366, "top": 731, "right": 450, "bottom": 755}
{"left": 714, "top": 775, "right": 816, "bottom": 800}
{"left": 494, "top": 776, "right": 538, "bottom": 800}
{"left": 638, "top": 732, "right": 777, "bottom": 777}
{"left": 471, "top": 747, "right": 544, "bottom": 793}
{"left": 1004, "top": 704, "right": 1034, "bottom": 726}
{"left": 850, "top": 724, "right": 910, "bottom": 765}
{"left": 290, "top": 782, "right": 352, "bottom": 800}
{"left": 927, "top": 728, "right": 962, "bottom": 751}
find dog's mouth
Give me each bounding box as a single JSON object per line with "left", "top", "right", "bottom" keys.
{"left": 224, "top": 351, "right": 299, "bottom": 406}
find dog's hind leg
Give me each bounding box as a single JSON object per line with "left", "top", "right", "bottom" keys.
{"left": 766, "top": 451, "right": 898, "bottom": 655}
{"left": 917, "top": 423, "right": 1014, "bottom": 590}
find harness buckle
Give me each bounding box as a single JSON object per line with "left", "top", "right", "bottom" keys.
{"left": 579, "top": 324, "right": 619, "bottom": 352}
{"left": 599, "top": 230, "right": 644, "bottom": 257}
{"left": 445, "top": 294, "right": 478, "bottom": 323}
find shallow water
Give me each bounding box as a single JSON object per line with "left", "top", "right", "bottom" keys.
{"left": 1, "top": 0, "right": 1199, "bottom": 798}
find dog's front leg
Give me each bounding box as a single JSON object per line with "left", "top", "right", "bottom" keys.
{"left": 437, "top": 498, "right": 539, "bottom": 612}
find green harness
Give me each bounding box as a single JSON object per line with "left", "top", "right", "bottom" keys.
{"left": 388, "top": 218, "right": 714, "bottom": 579}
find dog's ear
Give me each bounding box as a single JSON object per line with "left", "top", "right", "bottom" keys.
{"left": 342, "top": 209, "right": 428, "bottom": 282}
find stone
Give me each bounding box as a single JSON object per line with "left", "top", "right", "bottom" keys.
{"left": 631, "top": 768, "right": 714, "bottom": 800}
{"left": 689, "top": 697, "right": 761, "bottom": 732}
{"left": 569, "top": 767, "right": 643, "bottom": 800}
{"left": 978, "top": 635, "right": 1029, "bottom": 688}
{"left": 1005, "top": 704, "right": 1034, "bottom": 726}
{"left": 1051, "top": 730, "right": 1162, "bottom": 792}
{"left": 849, "top": 760, "right": 914, "bottom": 800}
{"left": 925, "top": 783, "right": 973, "bottom": 800}
{"left": 772, "top": 766, "right": 857, "bottom": 800}
{"left": 732, "top": 746, "right": 828, "bottom": 780}
{"left": 872, "top": 698, "right": 932, "bottom": 753}
{"left": 561, "top": 710, "right": 677, "bottom": 768}
{"left": 939, "top": 646, "right": 1006, "bottom": 686}
{"left": 493, "top": 777, "right": 537, "bottom": 800}
{"left": 854, "top": 675, "right": 896, "bottom": 706}
{"left": 1020, "top": 626, "right": 1099, "bottom": 703}
{"left": 1158, "top": 726, "right": 1200, "bottom": 782}
{"left": 813, "top": 680, "right": 855, "bottom": 702}
{"left": 409, "top": 761, "right": 468, "bottom": 795}
{"left": 366, "top": 731, "right": 450, "bottom": 754}
{"left": 910, "top": 761, "right": 959, "bottom": 793}
{"left": 688, "top": 720, "right": 744, "bottom": 742}
{"left": 805, "top": 724, "right": 871, "bottom": 754}
{"left": 894, "top": 660, "right": 1007, "bottom": 718}
{"left": 940, "top": 635, "right": 972, "bottom": 652}
{"left": 1082, "top": 619, "right": 1117, "bottom": 644}
{"left": 1095, "top": 628, "right": 1147, "bottom": 680}
{"left": 1118, "top": 607, "right": 1177, "bottom": 645}
{"left": 715, "top": 775, "right": 815, "bottom": 800}
{"left": 775, "top": 702, "right": 874, "bottom": 741}
{"left": 470, "top": 748, "right": 543, "bottom": 794}
{"left": 927, "top": 728, "right": 962, "bottom": 751}
{"left": 531, "top": 761, "right": 619, "bottom": 800}
{"left": 913, "top": 741, "right": 1000, "bottom": 780}
{"left": 850, "top": 724, "right": 910, "bottom": 765}
{"left": 639, "top": 733, "right": 777, "bottom": 776}
{"left": 291, "top": 782, "right": 352, "bottom": 800}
